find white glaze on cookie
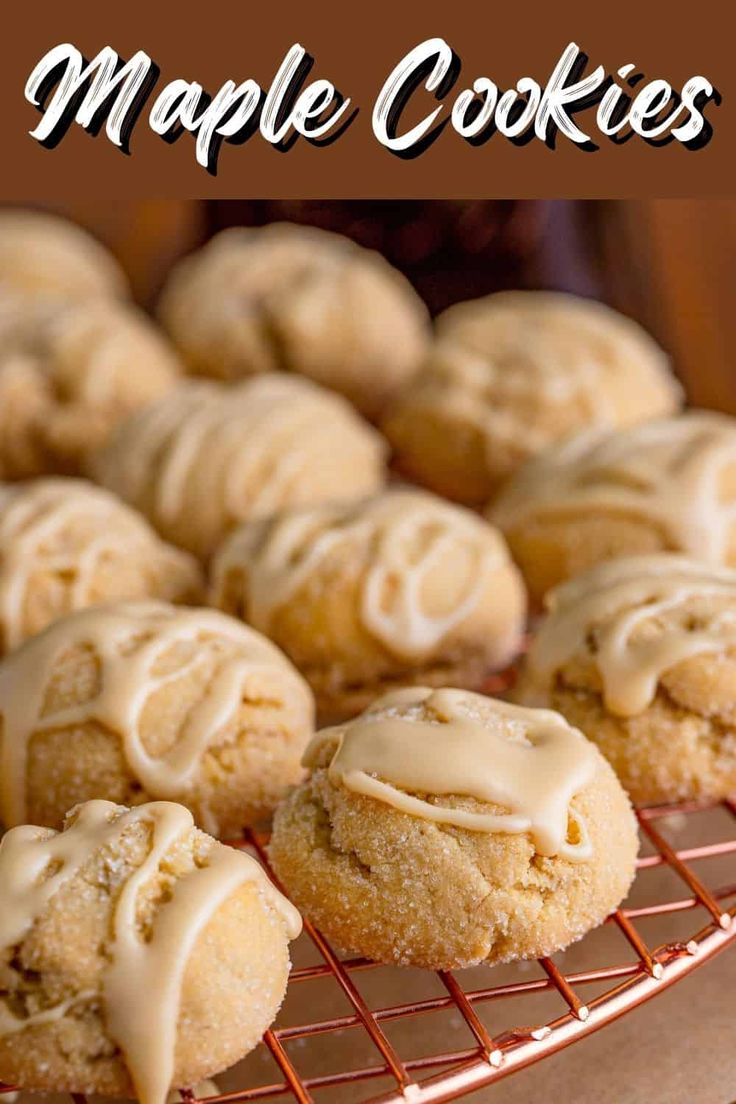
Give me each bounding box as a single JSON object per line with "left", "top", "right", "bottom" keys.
{"left": 213, "top": 490, "right": 510, "bottom": 660}
{"left": 525, "top": 554, "right": 736, "bottom": 715}
{"left": 0, "top": 601, "right": 311, "bottom": 827}
{"left": 92, "top": 376, "right": 386, "bottom": 547}
{"left": 0, "top": 479, "right": 200, "bottom": 651}
{"left": 492, "top": 411, "right": 736, "bottom": 562}
{"left": 306, "top": 688, "right": 596, "bottom": 860}
{"left": 0, "top": 800, "right": 301, "bottom": 1104}
{"left": 417, "top": 291, "right": 680, "bottom": 457}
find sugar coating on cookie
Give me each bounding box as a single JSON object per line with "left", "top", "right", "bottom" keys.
{"left": 0, "top": 601, "right": 314, "bottom": 836}
{"left": 212, "top": 489, "right": 527, "bottom": 718}
{"left": 517, "top": 554, "right": 736, "bottom": 803}
{"left": 269, "top": 687, "right": 637, "bottom": 969}
{"left": 0, "top": 299, "right": 181, "bottom": 479}
{"left": 0, "top": 209, "right": 128, "bottom": 302}
{"left": 158, "top": 223, "right": 430, "bottom": 419}
{"left": 382, "top": 291, "right": 681, "bottom": 504}
{"left": 490, "top": 410, "right": 736, "bottom": 602}
{"left": 90, "top": 374, "right": 387, "bottom": 559}
{"left": 0, "top": 478, "right": 202, "bottom": 654}
{"left": 0, "top": 799, "right": 301, "bottom": 1103}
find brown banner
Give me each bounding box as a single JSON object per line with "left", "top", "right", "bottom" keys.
{"left": 1, "top": 0, "right": 734, "bottom": 198}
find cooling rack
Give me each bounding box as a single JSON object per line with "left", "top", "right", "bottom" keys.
{"left": 201, "top": 800, "right": 736, "bottom": 1104}
{"left": 1, "top": 738, "right": 735, "bottom": 1104}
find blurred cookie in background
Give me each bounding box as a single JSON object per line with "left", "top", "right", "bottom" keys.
{"left": 0, "top": 299, "right": 181, "bottom": 479}
{"left": 90, "top": 374, "right": 388, "bottom": 560}
{"left": 0, "top": 208, "right": 128, "bottom": 303}
{"left": 383, "top": 291, "right": 682, "bottom": 504}
{"left": 0, "top": 478, "right": 202, "bottom": 654}
{"left": 158, "top": 223, "right": 430, "bottom": 420}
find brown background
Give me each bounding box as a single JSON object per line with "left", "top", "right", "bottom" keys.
{"left": 1, "top": 1, "right": 734, "bottom": 198}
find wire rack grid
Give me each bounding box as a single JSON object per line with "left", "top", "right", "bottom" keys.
{"left": 1, "top": 740, "right": 735, "bottom": 1104}
{"left": 199, "top": 797, "right": 736, "bottom": 1104}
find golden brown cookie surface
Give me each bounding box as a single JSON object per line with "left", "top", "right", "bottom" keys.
{"left": 90, "top": 374, "right": 387, "bottom": 559}
{"left": 383, "top": 291, "right": 681, "bottom": 504}
{"left": 0, "top": 209, "right": 127, "bottom": 302}
{"left": 0, "top": 601, "right": 314, "bottom": 835}
{"left": 0, "top": 800, "right": 300, "bottom": 1103}
{"left": 491, "top": 410, "right": 736, "bottom": 602}
{"left": 517, "top": 555, "right": 736, "bottom": 803}
{"left": 270, "top": 687, "right": 637, "bottom": 969}
{"left": 0, "top": 478, "right": 202, "bottom": 654}
{"left": 158, "top": 223, "right": 430, "bottom": 419}
{"left": 0, "top": 299, "right": 181, "bottom": 479}
{"left": 211, "top": 489, "right": 526, "bottom": 719}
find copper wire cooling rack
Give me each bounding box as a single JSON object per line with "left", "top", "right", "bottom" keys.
{"left": 1, "top": 755, "right": 735, "bottom": 1104}
{"left": 0, "top": 801, "right": 734, "bottom": 1104}
{"left": 214, "top": 802, "right": 736, "bottom": 1104}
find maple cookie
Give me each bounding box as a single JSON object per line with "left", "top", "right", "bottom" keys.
{"left": 517, "top": 555, "right": 736, "bottom": 804}
{"left": 0, "top": 799, "right": 301, "bottom": 1104}
{"left": 0, "top": 601, "right": 314, "bottom": 836}
{"left": 490, "top": 410, "right": 736, "bottom": 603}
{"left": 157, "top": 223, "right": 430, "bottom": 419}
{"left": 0, "top": 299, "right": 181, "bottom": 479}
{"left": 90, "top": 374, "right": 387, "bottom": 560}
{"left": 211, "top": 488, "right": 527, "bottom": 720}
{"left": 269, "top": 687, "right": 637, "bottom": 969}
{"left": 382, "top": 291, "right": 681, "bottom": 504}
{"left": 0, "top": 208, "right": 127, "bottom": 302}
{"left": 0, "top": 478, "right": 202, "bottom": 654}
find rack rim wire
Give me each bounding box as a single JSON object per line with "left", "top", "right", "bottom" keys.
{"left": 2, "top": 796, "right": 734, "bottom": 1104}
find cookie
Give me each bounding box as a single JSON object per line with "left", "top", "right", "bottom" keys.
{"left": 158, "top": 223, "right": 430, "bottom": 419}
{"left": 383, "top": 291, "right": 681, "bottom": 504}
{"left": 269, "top": 687, "right": 637, "bottom": 969}
{"left": 0, "top": 602, "right": 314, "bottom": 836}
{"left": 90, "top": 374, "right": 387, "bottom": 560}
{"left": 211, "top": 489, "right": 526, "bottom": 719}
{"left": 517, "top": 554, "right": 736, "bottom": 803}
{"left": 0, "top": 478, "right": 202, "bottom": 653}
{"left": 0, "top": 800, "right": 301, "bottom": 1102}
{"left": 491, "top": 410, "right": 736, "bottom": 603}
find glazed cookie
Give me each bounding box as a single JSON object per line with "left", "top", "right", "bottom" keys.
{"left": 269, "top": 687, "right": 637, "bottom": 969}
{"left": 0, "top": 300, "right": 181, "bottom": 479}
{"left": 211, "top": 489, "right": 527, "bottom": 719}
{"left": 0, "top": 799, "right": 301, "bottom": 1103}
{"left": 383, "top": 291, "right": 681, "bottom": 504}
{"left": 0, "top": 601, "right": 314, "bottom": 836}
{"left": 491, "top": 410, "right": 736, "bottom": 603}
{"left": 157, "top": 223, "right": 430, "bottom": 419}
{"left": 0, "top": 209, "right": 127, "bottom": 301}
{"left": 90, "top": 374, "right": 387, "bottom": 559}
{"left": 0, "top": 478, "right": 202, "bottom": 654}
{"left": 517, "top": 555, "right": 736, "bottom": 804}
